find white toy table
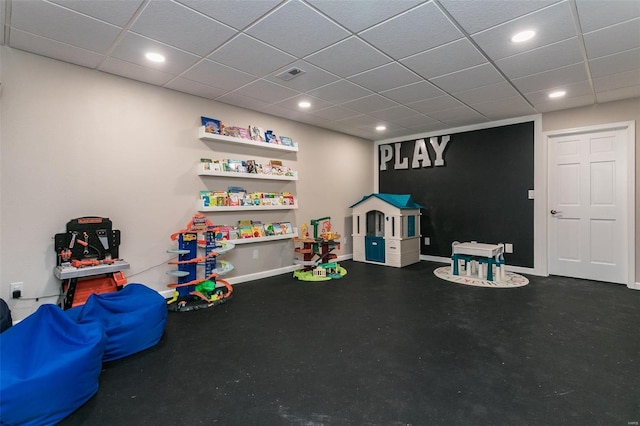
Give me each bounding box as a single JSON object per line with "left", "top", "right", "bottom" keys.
{"left": 451, "top": 241, "right": 505, "bottom": 281}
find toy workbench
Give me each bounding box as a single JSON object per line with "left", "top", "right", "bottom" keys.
{"left": 53, "top": 217, "right": 130, "bottom": 309}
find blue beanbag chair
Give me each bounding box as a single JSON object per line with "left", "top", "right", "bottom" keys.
{"left": 66, "top": 283, "right": 167, "bottom": 362}
{"left": 0, "top": 304, "right": 106, "bottom": 425}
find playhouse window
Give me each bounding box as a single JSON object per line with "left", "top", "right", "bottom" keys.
{"left": 407, "top": 215, "right": 416, "bottom": 237}
{"left": 391, "top": 217, "right": 395, "bottom": 237}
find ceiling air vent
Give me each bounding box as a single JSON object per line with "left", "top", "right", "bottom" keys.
{"left": 276, "top": 68, "right": 306, "bottom": 81}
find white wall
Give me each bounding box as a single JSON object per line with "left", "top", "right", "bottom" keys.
{"left": 0, "top": 47, "right": 374, "bottom": 320}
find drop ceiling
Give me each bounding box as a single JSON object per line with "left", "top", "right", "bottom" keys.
{"left": 2, "top": 0, "right": 639, "bottom": 140}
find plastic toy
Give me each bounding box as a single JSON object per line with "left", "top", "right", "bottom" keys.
{"left": 54, "top": 217, "right": 130, "bottom": 309}
{"left": 293, "top": 216, "right": 347, "bottom": 281}
{"left": 166, "top": 213, "right": 235, "bottom": 312}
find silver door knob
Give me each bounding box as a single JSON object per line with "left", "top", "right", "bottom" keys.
{"left": 550, "top": 209, "right": 562, "bottom": 215}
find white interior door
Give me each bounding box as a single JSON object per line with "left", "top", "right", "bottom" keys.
{"left": 547, "top": 124, "right": 631, "bottom": 285}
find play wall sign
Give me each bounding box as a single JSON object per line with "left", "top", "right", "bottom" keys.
{"left": 379, "top": 136, "right": 450, "bottom": 171}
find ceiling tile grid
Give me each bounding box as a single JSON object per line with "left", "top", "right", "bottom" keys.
{"left": 3, "top": 0, "right": 639, "bottom": 140}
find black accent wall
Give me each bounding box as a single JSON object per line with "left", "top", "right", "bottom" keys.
{"left": 378, "top": 121, "right": 534, "bottom": 267}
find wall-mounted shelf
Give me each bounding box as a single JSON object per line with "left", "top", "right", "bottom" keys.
{"left": 230, "top": 230, "right": 298, "bottom": 245}
{"left": 197, "top": 164, "right": 298, "bottom": 181}
{"left": 198, "top": 202, "right": 298, "bottom": 212}
{"left": 198, "top": 127, "right": 299, "bottom": 153}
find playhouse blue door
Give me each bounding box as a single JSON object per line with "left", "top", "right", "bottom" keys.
{"left": 365, "top": 236, "right": 385, "bottom": 263}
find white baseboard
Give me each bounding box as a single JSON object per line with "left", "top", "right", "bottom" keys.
{"left": 628, "top": 282, "right": 640, "bottom": 290}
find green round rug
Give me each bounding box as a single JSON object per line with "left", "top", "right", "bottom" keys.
{"left": 434, "top": 265, "right": 529, "bottom": 288}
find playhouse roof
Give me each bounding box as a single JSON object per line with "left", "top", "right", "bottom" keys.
{"left": 349, "top": 193, "right": 423, "bottom": 209}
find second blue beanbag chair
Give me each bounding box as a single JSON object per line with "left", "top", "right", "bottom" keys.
{"left": 67, "top": 283, "right": 167, "bottom": 362}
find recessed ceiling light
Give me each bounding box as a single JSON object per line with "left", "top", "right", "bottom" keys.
{"left": 376, "top": 125, "right": 387, "bottom": 132}
{"left": 548, "top": 90, "right": 566, "bottom": 98}
{"left": 145, "top": 52, "right": 165, "bottom": 63}
{"left": 298, "top": 101, "right": 311, "bottom": 108}
{"left": 511, "top": 30, "right": 535, "bottom": 43}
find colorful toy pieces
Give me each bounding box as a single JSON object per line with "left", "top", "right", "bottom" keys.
{"left": 166, "top": 213, "right": 235, "bottom": 312}
{"left": 293, "top": 217, "right": 347, "bottom": 281}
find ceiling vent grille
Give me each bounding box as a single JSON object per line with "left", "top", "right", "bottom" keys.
{"left": 276, "top": 68, "right": 305, "bottom": 81}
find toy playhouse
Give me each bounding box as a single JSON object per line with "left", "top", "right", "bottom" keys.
{"left": 350, "top": 193, "right": 423, "bottom": 268}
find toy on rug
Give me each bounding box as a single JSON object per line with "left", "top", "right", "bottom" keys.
{"left": 166, "top": 213, "right": 235, "bottom": 312}
{"left": 293, "top": 217, "right": 347, "bottom": 281}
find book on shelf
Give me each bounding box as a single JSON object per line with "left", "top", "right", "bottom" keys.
{"left": 201, "top": 116, "right": 222, "bottom": 134}
{"left": 263, "top": 223, "right": 275, "bottom": 236}
{"left": 248, "top": 125, "right": 265, "bottom": 142}
{"left": 279, "top": 222, "right": 293, "bottom": 235}
{"left": 279, "top": 136, "right": 294, "bottom": 147}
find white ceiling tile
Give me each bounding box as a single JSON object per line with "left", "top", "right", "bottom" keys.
{"left": 438, "top": 0, "right": 559, "bottom": 35}
{"left": 164, "top": 77, "right": 228, "bottom": 99}
{"left": 266, "top": 60, "right": 340, "bottom": 92}
{"left": 390, "top": 114, "right": 439, "bottom": 128}
{"left": 232, "top": 79, "right": 300, "bottom": 104}
{"left": 245, "top": 0, "right": 350, "bottom": 57}
{"left": 131, "top": 0, "right": 236, "bottom": 56}
{"left": 596, "top": 85, "right": 640, "bottom": 103}
{"left": 308, "top": 0, "right": 423, "bottom": 33}
{"left": 208, "top": 34, "right": 296, "bottom": 77}
{"left": 589, "top": 48, "right": 640, "bottom": 78}
{"left": 335, "top": 114, "right": 380, "bottom": 127}
{"left": 348, "top": 63, "right": 421, "bottom": 93}
{"left": 181, "top": 59, "right": 256, "bottom": 91}
{"left": 360, "top": 2, "right": 462, "bottom": 60}
{"left": 532, "top": 93, "right": 595, "bottom": 112}
{"left": 470, "top": 96, "right": 536, "bottom": 120}
{"left": 310, "top": 105, "right": 361, "bottom": 121}
{"left": 495, "top": 37, "right": 583, "bottom": 79}
{"left": 9, "top": 28, "right": 103, "bottom": 69}
{"left": 272, "top": 94, "right": 334, "bottom": 113}
{"left": 380, "top": 81, "right": 445, "bottom": 104}
{"left": 407, "top": 95, "right": 464, "bottom": 114}
{"left": 49, "top": 0, "right": 144, "bottom": 27}
{"left": 592, "top": 69, "right": 640, "bottom": 92}
{"left": 176, "top": 0, "right": 281, "bottom": 30}
{"left": 369, "top": 105, "right": 421, "bottom": 121}
{"left": 340, "top": 94, "right": 398, "bottom": 113}
{"left": 440, "top": 116, "right": 490, "bottom": 127}
{"left": 110, "top": 32, "right": 201, "bottom": 75}
{"left": 524, "top": 80, "right": 593, "bottom": 104}
{"left": 405, "top": 122, "right": 450, "bottom": 134}
{"left": 575, "top": 0, "right": 640, "bottom": 33}
{"left": 430, "top": 63, "right": 505, "bottom": 93}
{"left": 471, "top": 2, "right": 576, "bottom": 61}
{"left": 215, "top": 91, "right": 270, "bottom": 111}
{"left": 511, "top": 63, "right": 587, "bottom": 93}
{"left": 99, "top": 57, "right": 176, "bottom": 86}
{"left": 307, "top": 80, "right": 373, "bottom": 104}
{"left": 306, "top": 36, "right": 391, "bottom": 78}
{"left": 583, "top": 18, "right": 640, "bottom": 59}
{"left": 11, "top": 0, "right": 121, "bottom": 53}
{"left": 427, "top": 105, "right": 486, "bottom": 122}
{"left": 454, "top": 81, "right": 521, "bottom": 104}
{"left": 401, "top": 39, "right": 487, "bottom": 79}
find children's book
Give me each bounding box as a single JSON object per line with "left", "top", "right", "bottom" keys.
{"left": 272, "top": 223, "right": 283, "bottom": 235}
{"left": 252, "top": 224, "right": 265, "bottom": 238}
{"left": 201, "top": 116, "right": 221, "bottom": 134}
{"left": 279, "top": 222, "right": 293, "bottom": 235}
{"left": 224, "top": 126, "right": 244, "bottom": 138}
{"left": 263, "top": 223, "right": 275, "bottom": 236}
{"left": 279, "top": 136, "right": 294, "bottom": 147}
{"left": 228, "top": 227, "right": 240, "bottom": 240}
{"left": 248, "top": 125, "right": 265, "bottom": 142}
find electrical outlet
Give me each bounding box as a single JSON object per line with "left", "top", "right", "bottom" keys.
{"left": 424, "top": 237, "right": 430, "bottom": 245}
{"left": 10, "top": 282, "right": 23, "bottom": 299}
{"left": 253, "top": 249, "right": 259, "bottom": 260}
{"left": 505, "top": 243, "right": 513, "bottom": 253}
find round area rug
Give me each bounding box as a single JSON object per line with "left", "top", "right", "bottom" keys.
{"left": 434, "top": 265, "right": 529, "bottom": 288}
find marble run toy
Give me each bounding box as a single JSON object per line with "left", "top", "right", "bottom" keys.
{"left": 293, "top": 216, "right": 347, "bottom": 281}
{"left": 166, "top": 213, "right": 235, "bottom": 312}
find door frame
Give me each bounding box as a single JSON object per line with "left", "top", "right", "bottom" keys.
{"left": 543, "top": 121, "right": 635, "bottom": 288}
